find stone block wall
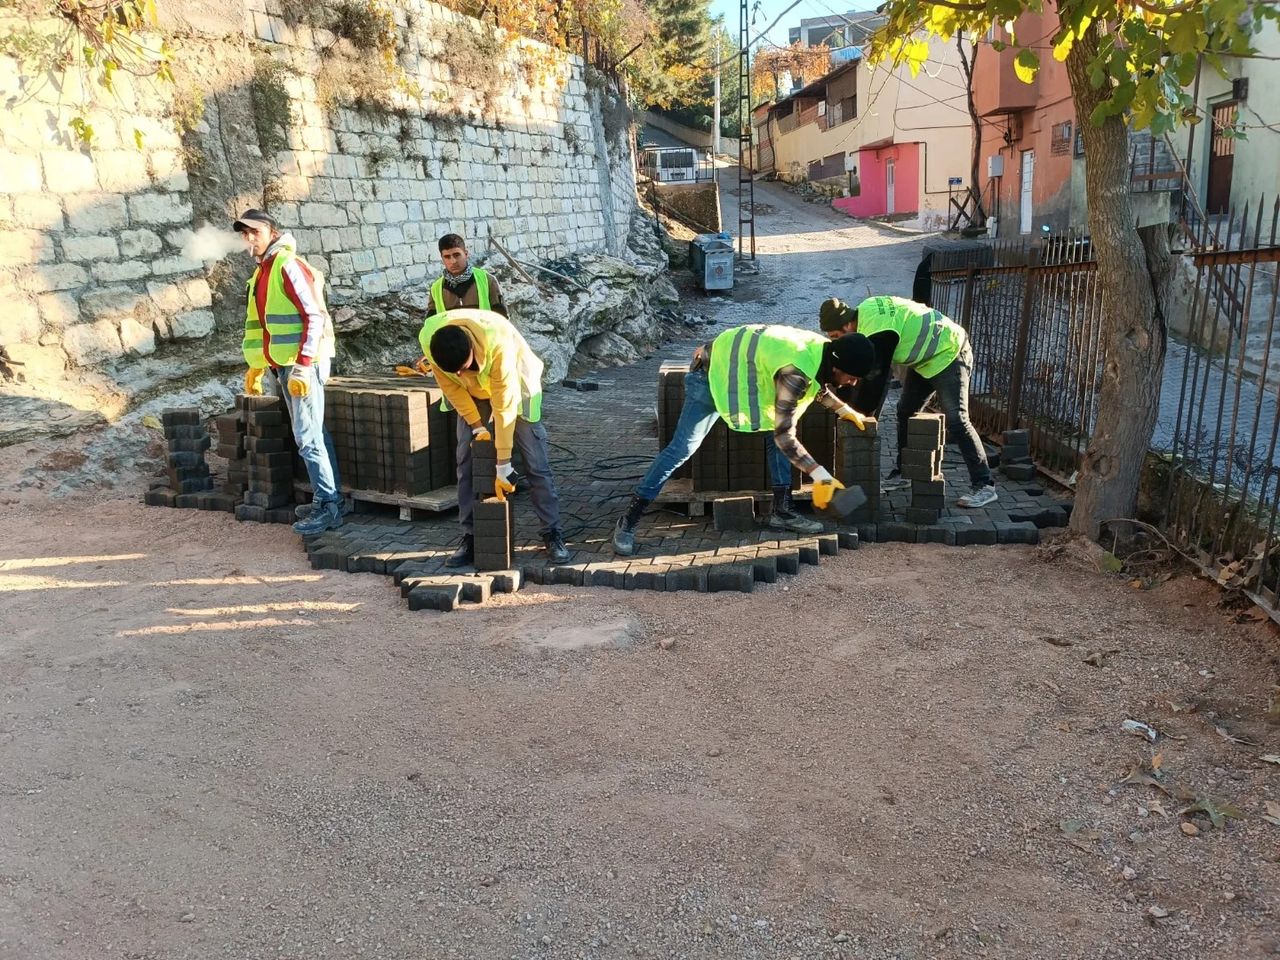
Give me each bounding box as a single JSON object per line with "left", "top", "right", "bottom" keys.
{"left": 0, "top": 0, "right": 637, "bottom": 442}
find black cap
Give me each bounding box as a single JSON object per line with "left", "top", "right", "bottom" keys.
{"left": 232, "top": 209, "right": 279, "bottom": 233}
{"left": 819, "top": 297, "right": 854, "bottom": 332}
{"left": 828, "top": 332, "right": 876, "bottom": 378}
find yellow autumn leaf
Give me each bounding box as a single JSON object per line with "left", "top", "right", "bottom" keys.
{"left": 1014, "top": 49, "right": 1040, "bottom": 84}
{"left": 142, "top": 414, "right": 162, "bottom": 429}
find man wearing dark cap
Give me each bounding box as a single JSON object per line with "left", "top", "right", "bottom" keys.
{"left": 819, "top": 295, "right": 996, "bottom": 508}
{"left": 611, "top": 325, "right": 874, "bottom": 557}
{"left": 233, "top": 209, "right": 344, "bottom": 535}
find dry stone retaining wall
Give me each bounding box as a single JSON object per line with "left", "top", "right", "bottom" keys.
{"left": 0, "top": 0, "right": 640, "bottom": 445}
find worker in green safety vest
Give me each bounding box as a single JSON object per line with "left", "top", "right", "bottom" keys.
{"left": 612, "top": 325, "right": 876, "bottom": 557}
{"left": 819, "top": 295, "right": 997, "bottom": 508}
{"left": 234, "top": 208, "right": 344, "bottom": 536}
{"left": 426, "top": 232, "right": 507, "bottom": 318}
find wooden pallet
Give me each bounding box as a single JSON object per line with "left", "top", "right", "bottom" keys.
{"left": 653, "top": 478, "right": 814, "bottom": 517}
{"left": 297, "top": 482, "right": 459, "bottom": 520}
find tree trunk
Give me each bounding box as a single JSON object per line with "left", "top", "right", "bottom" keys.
{"left": 957, "top": 34, "right": 985, "bottom": 222}
{"left": 1064, "top": 22, "right": 1170, "bottom": 541}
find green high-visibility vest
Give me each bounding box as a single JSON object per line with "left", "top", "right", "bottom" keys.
{"left": 707, "top": 325, "right": 828, "bottom": 432}
{"left": 430, "top": 268, "right": 491, "bottom": 315}
{"left": 242, "top": 252, "right": 309, "bottom": 368}
{"left": 854, "top": 296, "right": 964, "bottom": 379}
{"left": 418, "top": 309, "right": 544, "bottom": 422}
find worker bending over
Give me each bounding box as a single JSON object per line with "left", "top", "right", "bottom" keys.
{"left": 613, "top": 325, "right": 875, "bottom": 556}
{"left": 420, "top": 308, "right": 571, "bottom": 567}
{"left": 819, "top": 295, "right": 996, "bottom": 508}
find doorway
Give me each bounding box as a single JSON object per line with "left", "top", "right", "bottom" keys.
{"left": 1019, "top": 149, "right": 1035, "bottom": 234}
{"left": 1207, "top": 100, "right": 1237, "bottom": 215}
{"left": 885, "top": 158, "right": 896, "bottom": 214}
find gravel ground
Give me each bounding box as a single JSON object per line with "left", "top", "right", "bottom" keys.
{"left": 2, "top": 178, "right": 1278, "bottom": 960}
{"left": 1, "top": 498, "right": 1279, "bottom": 960}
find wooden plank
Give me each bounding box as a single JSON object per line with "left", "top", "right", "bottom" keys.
{"left": 296, "top": 481, "right": 459, "bottom": 514}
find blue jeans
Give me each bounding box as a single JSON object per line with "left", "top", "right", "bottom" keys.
{"left": 273, "top": 359, "right": 341, "bottom": 505}
{"left": 636, "top": 368, "right": 791, "bottom": 500}
{"left": 456, "top": 414, "right": 561, "bottom": 538}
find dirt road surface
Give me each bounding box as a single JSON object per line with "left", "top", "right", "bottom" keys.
{"left": 3, "top": 181, "right": 1279, "bottom": 960}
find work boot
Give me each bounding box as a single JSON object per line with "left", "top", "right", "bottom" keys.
{"left": 767, "top": 485, "right": 823, "bottom": 534}
{"left": 445, "top": 534, "right": 474, "bottom": 568}
{"left": 292, "top": 500, "right": 343, "bottom": 536}
{"left": 544, "top": 529, "right": 571, "bottom": 564}
{"left": 612, "top": 494, "right": 650, "bottom": 557}
{"left": 295, "top": 497, "right": 352, "bottom": 520}
{"left": 882, "top": 469, "right": 910, "bottom": 491}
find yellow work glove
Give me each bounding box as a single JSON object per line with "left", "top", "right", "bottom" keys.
{"left": 244, "top": 367, "right": 266, "bottom": 395}
{"left": 840, "top": 409, "right": 867, "bottom": 431}
{"left": 471, "top": 423, "right": 493, "bottom": 444}
{"left": 494, "top": 462, "right": 516, "bottom": 502}
{"left": 287, "top": 366, "right": 310, "bottom": 398}
{"left": 810, "top": 467, "right": 845, "bottom": 511}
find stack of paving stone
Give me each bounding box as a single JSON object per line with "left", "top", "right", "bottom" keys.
{"left": 144, "top": 409, "right": 237, "bottom": 511}
{"left": 833, "top": 416, "right": 881, "bottom": 523}
{"left": 656, "top": 361, "right": 692, "bottom": 481}
{"left": 215, "top": 411, "right": 248, "bottom": 502}
{"left": 903, "top": 413, "right": 946, "bottom": 525}
{"left": 795, "top": 406, "right": 837, "bottom": 486}
{"left": 324, "top": 376, "right": 456, "bottom": 496}
{"left": 234, "top": 396, "right": 298, "bottom": 524}
{"left": 1000, "top": 428, "right": 1036, "bottom": 481}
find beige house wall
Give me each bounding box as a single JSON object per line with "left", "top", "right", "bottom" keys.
{"left": 768, "top": 34, "right": 973, "bottom": 227}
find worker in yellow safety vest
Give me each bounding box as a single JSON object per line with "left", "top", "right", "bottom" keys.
{"left": 419, "top": 308, "right": 570, "bottom": 567}
{"left": 612, "top": 325, "right": 875, "bottom": 557}
{"left": 819, "top": 295, "right": 996, "bottom": 508}
{"left": 427, "top": 232, "right": 508, "bottom": 318}
{"left": 235, "top": 208, "right": 344, "bottom": 535}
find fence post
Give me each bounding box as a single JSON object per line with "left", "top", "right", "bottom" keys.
{"left": 959, "top": 266, "right": 976, "bottom": 330}
{"left": 1006, "top": 247, "right": 1041, "bottom": 431}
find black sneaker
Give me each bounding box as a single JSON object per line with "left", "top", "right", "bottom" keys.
{"left": 445, "top": 535, "right": 474, "bottom": 568}
{"left": 544, "top": 532, "right": 571, "bottom": 564}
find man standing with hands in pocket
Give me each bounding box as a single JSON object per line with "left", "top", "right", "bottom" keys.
{"left": 234, "top": 209, "right": 343, "bottom": 535}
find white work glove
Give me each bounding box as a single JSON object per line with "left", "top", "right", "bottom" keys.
{"left": 810, "top": 466, "right": 834, "bottom": 484}
{"left": 494, "top": 460, "right": 516, "bottom": 501}
{"left": 471, "top": 423, "right": 492, "bottom": 443}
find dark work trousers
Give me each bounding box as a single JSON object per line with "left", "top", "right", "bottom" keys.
{"left": 894, "top": 342, "right": 993, "bottom": 487}
{"left": 455, "top": 408, "right": 561, "bottom": 539}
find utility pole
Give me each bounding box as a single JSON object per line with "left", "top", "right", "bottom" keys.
{"left": 737, "top": 0, "right": 756, "bottom": 264}
{"left": 712, "top": 14, "right": 724, "bottom": 168}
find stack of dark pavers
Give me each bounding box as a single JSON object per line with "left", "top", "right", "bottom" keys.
{"left": 385, "top": 398, "right": 522, "bottom": 613}
{"left": 323, "top": 376, "right": 456, "bottom": 496}
{"left": 903, "top": 413, "right": 946, "bottom": 525}
{"left": 656, "top": 361, "right": 692, "bottom": 482}
{"left": 833, "top": 415, "right": 881, "bottom": 524}
{"left": 215, "top": 410, "right": 248, "bottom": 502}
{"left": 144, "top": 409, "right": 236, "bottom": 512}
{"left": 233, "top": 395, "right": 299, "bottom": 524}
{"left": 999, "top": 429, "right": 1036, "bottom": 481}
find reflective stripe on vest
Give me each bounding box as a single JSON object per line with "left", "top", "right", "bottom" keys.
{"left": 243, "top": 253, "right": 308, "bottom": 368}
{"left": 430, "top": 268, "right": 491, "bottom": 315}
{"left": 854, "top": 295, "right": 962, "bottom": 379}
{"left": 708, "top": 325, "right": 827, "bottom": 432}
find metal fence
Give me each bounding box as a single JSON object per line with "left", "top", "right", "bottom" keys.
{"left": 930, "top": 199, "right": 1280, "bottom": 610}
{"left": 929, "top": 233, "right": 1105, "bottom": 479}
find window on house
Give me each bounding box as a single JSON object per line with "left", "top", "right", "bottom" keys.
{"left": 1073, "top": 125, "right": 1085, "bottom": 157}
{"left": 1050, "top": 121, "right": 1073, "bottom": 156}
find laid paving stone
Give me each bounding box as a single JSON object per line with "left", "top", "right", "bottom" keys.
{"left": 750, "top": 554, "right": 779, "bottom": 583}
{"left": 407, "top": 583, "right": 462, "bottom": 612}
{"left": 707, "top": 562, "right": 754, "bottom": 593}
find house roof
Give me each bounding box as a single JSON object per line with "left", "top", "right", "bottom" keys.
{"left": 770, "top": 59, "right": 860, "bottom": 114}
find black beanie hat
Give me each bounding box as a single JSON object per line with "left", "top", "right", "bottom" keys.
{"left": 819, "top": 297, "right": 854, "bottom": 332}
{"left": 828, "top": 332, "right": 876, "bottom": 378}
